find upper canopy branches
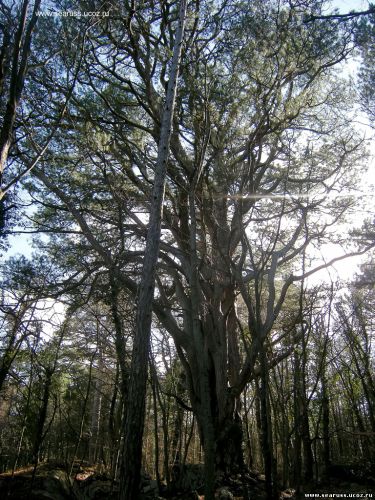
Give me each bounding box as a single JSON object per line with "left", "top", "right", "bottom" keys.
{"left": 3, "top": 0, "right": 372, "bottom": 386}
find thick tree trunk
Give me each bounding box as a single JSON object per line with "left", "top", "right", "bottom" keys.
{"left": 185, "top": 352, "right": 244, "bottom": 476}
{"left": 0, "top": 355, "right": 13, "bottom": 395}
{"left": 187, "top": 203, "right": 216, "bottom": 500}
{"left": 119, "top": 3, "right": 186, "bottom": 498}
{"left": 215, "top": 411, "right": 244, "bottom": 472}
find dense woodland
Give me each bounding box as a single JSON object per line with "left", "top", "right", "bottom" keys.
{"left": 0, "top": 1, "right": 374, "bottom": 499}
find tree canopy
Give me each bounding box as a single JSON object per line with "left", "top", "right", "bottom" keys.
{"left": 0, "top": 1, "right": 374, "bottom": 499}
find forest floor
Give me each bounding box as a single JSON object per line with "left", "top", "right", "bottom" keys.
{"left": 0, "top": 462, "right": 374, "bottom": 499}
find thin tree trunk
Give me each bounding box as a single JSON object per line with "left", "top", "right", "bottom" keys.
{"left": 69, "top": 349, "right": 96, "bottom": 477}
{"left": 259, "top": 342, "right": 277, "bottom": 499}
{"left": 170, "top": 375, "right": 185, "bottom": 469}
{"left": 243, "top": 385, "right": 254, "bottom": 469}
{"left": 293, "top": 347, "right": 302, "bottom": 493}
{"left": 321, "top": 374, "right": 330, "bottom": 474}
{"left": 301, "top": 347, "right": 314, "bottom": 484}
{"left": 109, "top": 276, "right": 128, "bottom": 393}
{"left": 150, "top": 371, "right": 161, "bottom": 493}
{"left": 31, "top": 326, "right": 64, "bottom": 488}
{"left": 31, "top": 368, "right": 53, "bottom": 486}
{"left": 119, "top": 3, "right": 186, "bottom": 498}
{"left": 182, "top": 414, "right": 195, "bottom": 468}
{"left": 154, "top": 368, "right": 171, "bottom": 487}
{"left": 254, "top": 379, "right": 262, "bottom": 469}
{"left": 109, "top": 363, "right": 120, "bottom": 475}
{"left": 12, "top": 363, "right": 34, "bottom": 475}
{"left": 90, "top": 329, "right": 104, "bottom": 464}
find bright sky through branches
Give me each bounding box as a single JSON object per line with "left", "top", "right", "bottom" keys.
{"left": 303, "top": 0, "right": 375, "bottom": 284}
{"left": 3, "top": 0, "right": 374, "bottom": 288}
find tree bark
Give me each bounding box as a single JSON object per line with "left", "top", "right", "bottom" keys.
{"left": 119, "top": 3, "right": 187, "bottom": 498}
{"left": 0, "top": 0, "right": 41, "bottom": 199}
{"left": 321, "top": 374, "right": 331, "bottom": 474}
{"left": 259, "top": 342, "right": 277, "bottom": 500}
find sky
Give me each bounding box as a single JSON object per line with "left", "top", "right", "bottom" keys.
{"left": 331, "top": 0, "right": 370, "bottom": 10}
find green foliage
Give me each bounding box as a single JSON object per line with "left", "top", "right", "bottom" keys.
{"left": 356, "top": 4, "right": 375, "bottom": 122}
